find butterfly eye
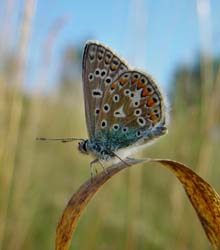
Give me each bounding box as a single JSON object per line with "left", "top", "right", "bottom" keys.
{"left": 103, "top": 104, "right": 110, "bottom": 113}
{"left": 101, "top": 120, "right": 107, "bottom": 129}
{"left": 94, "top": 144, "right": 101, "bottom": 152}
{"left": 113, "top": 124, "right": 120, "bottom": 131}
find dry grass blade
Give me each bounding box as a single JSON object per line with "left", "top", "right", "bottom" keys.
{"left": 154, "top": 159, "right": 220, "bottom": 250}
{"left": 56, "top": 158, "right": 220, "bottom": 250}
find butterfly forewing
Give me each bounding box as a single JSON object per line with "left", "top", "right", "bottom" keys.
{"left": 82, "top": 41, "right": 129, "bottom": 138}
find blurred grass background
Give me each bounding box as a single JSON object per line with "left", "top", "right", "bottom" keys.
{"left": 1, "top": 0, "right": 220, "bottom": 250}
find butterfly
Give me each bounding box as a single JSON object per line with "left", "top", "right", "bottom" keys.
{"left": 37, "top": 41, "right": 168, "bottom": 175}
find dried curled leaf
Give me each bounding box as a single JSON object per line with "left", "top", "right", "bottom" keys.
{"left": 55, "top": 158, "right": 146, "bottom": 250}
{"left": 154, "top": 159, "right": 220, "bottom": 250}
{"left": 55, "top": 158, "right": 220, "bottom": 250}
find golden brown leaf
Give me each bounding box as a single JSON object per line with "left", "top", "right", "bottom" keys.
{"left": 154, "top": 159, "right": 220, "bottom": 250}
{"left": 55, "top": 158, "right": 220, "bottom": 250}
{"left": 55, "top": 158, "right": 146, "bottom": 250}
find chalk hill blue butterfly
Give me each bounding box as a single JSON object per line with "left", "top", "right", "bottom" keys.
{"left": 37, "top": 41, "right": 168, "bottom": 174}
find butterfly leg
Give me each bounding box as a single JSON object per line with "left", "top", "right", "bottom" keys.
{"left": 90, "top": 159, "right": 99, "bottom": 179}
{"left": 98, "top": 160, "right": 108, "bottom": 174}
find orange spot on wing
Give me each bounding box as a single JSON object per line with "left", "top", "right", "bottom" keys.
{"left": 150, "top": 114, "right": 158, "bottom": 122}
{"left": 111, "top": 82, "right": 117, "bottom": 89}
{"left": 137, "top": 81, "right": 145, "bottom": 89}
{"left": 131, "top": 78, "right": 137, "bottom": 84}
{"left": 141, "top": 87, "right": 150, "bottom": 97}
{"left": 119, "top": 78, "right": 128, "bottom": 85}
{"left": 146, "top": 97, "right": 156, "bottom": 107}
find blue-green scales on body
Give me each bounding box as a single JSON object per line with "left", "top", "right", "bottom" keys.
{"left": 78, "top": 125, "right": 166, "bottom": 161}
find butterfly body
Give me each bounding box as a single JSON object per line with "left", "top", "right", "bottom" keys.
{"left": 78, "top": 125, "right": 167, "bottom": 161}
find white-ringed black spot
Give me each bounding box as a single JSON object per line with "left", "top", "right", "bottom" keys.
{"left": 124, "top": 89, "right": 130, "bottom": 96}
{"left": 130, "top": 92, "right": 134, "bottom": 98}
{"left": 101, "top": 120, "right": 107, "bottom": 129}
{"left": 136, "top": 131, "right": 142, "bottom": 138}
{"left": 141, "top": 78, "right": 146, "bottom": 84}
{"left": 113, "top": 124, "right": 120, "bottom": 131}
{"left": 120, "top": 64, "right": 126, "bottom": 70}
{"left": 133, "top": 73, "right": 139, "bottom": 78}
{"left": 103, "top": 104, "right": 110, "bottom": 113}
{"left": 123, "top": 73, "right": 129, "bottom": 78}
{"left": 112, "top": 59, "right": 119, "bottom": 66}
{"left": 147, "top": 86, "right": 153, "bottom": 93}
{"left": 92, "top": 89, "right": 103, "bottom": 98}
{"left": 152, "top": 96, "right": 158, "bottom": 103}
{"left": 134, "top": 101, "right": 139, "bottom": 107}
{"left": 137, "top": 117, "right": 146, "bottom": 127}
{"left": 105, "top": 77, "right": 112, "bottom": 85}
{"left": 134, "top": 109, "right": 142, "bottom": 116}
{"left": 122, "top": 127, "right": 128, "bottom": 133}
{"left": 88, "top": 73, "right": 94, "bottom": 81}
{"left": 113, "top": 94, "right": 120, "bottom": 103}
{"left": 100, "top": 69, "right": 107, "bottom": 78}
{"left": 95, "top": 69, "right": 100, "bottom": 76}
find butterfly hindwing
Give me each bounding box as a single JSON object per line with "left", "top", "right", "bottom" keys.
{"left": 96, "top": 70, "right": 167, "bottom": 149}
{"left": 82, "top": 41, "right": 129, "bottom": 138}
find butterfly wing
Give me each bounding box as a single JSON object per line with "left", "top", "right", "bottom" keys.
{"left": 82, "top": 41, "right": 129, "bottom": 139}
{"left": 95, "top": 70, "right": 168, "bottom": 151}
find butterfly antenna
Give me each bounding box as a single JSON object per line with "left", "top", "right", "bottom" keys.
{"left": 108, "top": 150, "right": 130, "bottom": 166}
{"left": 36, "top": 137, "right": 85, "bottom": 143}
